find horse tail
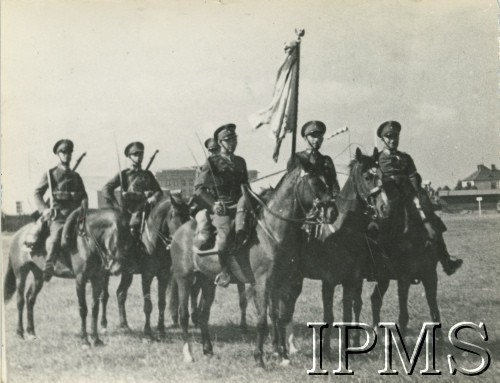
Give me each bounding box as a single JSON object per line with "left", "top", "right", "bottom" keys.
{"left": 3, "top": 259, "right": 16, "bottom": 303}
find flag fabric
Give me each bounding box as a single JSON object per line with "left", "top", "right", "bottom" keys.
{"left": 249, "top": 39, "right": 300, "bottom": 162}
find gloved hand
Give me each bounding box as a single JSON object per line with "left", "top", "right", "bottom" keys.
{"left": 213, "top": 201, "right": 226, "bottom": 216}
{"left": 42, "top": 208, "right": 53, "bottom": 221}
{"left": 147, "top": 196, "right": 157, "bottom": 204}
{"left": 424, "top": 221, "right": 436, "bottom": 243}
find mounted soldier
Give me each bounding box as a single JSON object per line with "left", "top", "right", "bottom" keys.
{"left": 287, "top": 120, "right": 340, "bottom": 199}
{"left": 31, "top": 139, "right": 88, "bottom": 281}
{"left": 102, "top": 142, "right": 163, "bottom": 239}
{"left": 193, "top": 123, "right": 249, "bottom": 287}
{"left": 375, "top": 120, "right": 462, "bottom": 275}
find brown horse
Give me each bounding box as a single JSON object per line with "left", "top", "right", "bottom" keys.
{"left": 170, "top": 166, "right": 334, "bottom": 367}
{"left": 271, "top": 148, "right": 390, "bottom": 357}
{"left": 3, "top": 208, "right": 138, "bottom": 346}
{"left": 100, "top": 194, "right": 191, "bottom": 340}
{"left": 369, "top": 150, "right": 443, "bottom": 338}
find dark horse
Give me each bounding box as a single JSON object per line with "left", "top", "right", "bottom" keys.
{"left": 3, "top": 209, "right": 137, "bottom": 346}
{"left": 271, "top": 148, "right": 390, "bottom": 357}
{"left": 101, "top": 194, "right": 190, "bottom": 339}
{"left": 369, "top": 148, "right": 442, "bottom": 338}
{"left": 170, "top": 166, "right": 333, "bottom": 367}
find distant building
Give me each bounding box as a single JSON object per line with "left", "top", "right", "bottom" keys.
{"left": 460, "top": 164, "right": 500, "bottom": 190}
{"left": 155, "top": 167, "right": 258, "bottom": 198}
{"left": 438, "top": 163, "right": 500, "bottom": 212}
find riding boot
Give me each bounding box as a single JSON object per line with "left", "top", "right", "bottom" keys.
{"left": 215, "top": 251, "right": 231, "bottom": 288}
{"left": 44, "top": 248, "right": 57, "bottom": 282}
{"left": 436, "top": 235, "right": 463, "bottom": 275}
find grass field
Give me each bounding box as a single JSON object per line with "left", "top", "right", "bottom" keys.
{"left": 2, "top": 214, "right": 499, "bottom": 382}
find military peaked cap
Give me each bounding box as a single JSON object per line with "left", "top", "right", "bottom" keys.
{"left": 377, "top": 121, "right": 402, "bottom": 138}
{"left": 124, "top": 141, "right": 145, "bottom": 156}
{"left": 214, "top": 123, "right": 237, "bottom": 141}
{"left": 301, "top": 121, "right": 326, "bottom": 137}
{"left": 204, "top": 138, "right": 219, "bottom": 151}
{"left": 53, "top": 139, "right": 74, "bottom": 154}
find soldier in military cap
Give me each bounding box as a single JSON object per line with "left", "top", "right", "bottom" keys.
{"left": 193, "top": 123, "right": 249, "bottom": 287}
{"left": 33, "top": 139, "right": 88, "bottom": 281}
{"left": 376, "top": 121, "right": 462, "bottom": 275}
{"left": 204, "top": 137, "right": 220, "bottom": 157}
{"left": 287, "top": 120, "right": 340, "bottom": 198}
{"left": 102, "top": 141, "right": 163, "bottom": 238}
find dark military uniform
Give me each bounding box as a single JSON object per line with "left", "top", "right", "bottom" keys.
{"left": 193, "top": 123, "right": 249, "bottom": 287}
{"left": 34, "top": 140, "right": 88, "bottom": 280}
{"left": 378, "top": 148, "right": 418, "bottom": 201}
{"left": 102, "top": 167, "right": 163, "bottom": 233}
{"left": 195, "top": 153, "right": 248, "bottom": 209}
{"left": 287, "top": 150, "right": 340, "bottom": 197}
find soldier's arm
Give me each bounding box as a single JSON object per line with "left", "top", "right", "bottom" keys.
{"left": 194, "top": 160, "right": 217, "bottom": 211}
{"left": 147, "top": 171, "right": 164, "bottom": 203}
{"left": 240, "top": 158, "right": 249, "bottom": 185}
{"left": 102, "top": 173, "right": 121, "bottom": 208}
{"left": 324, "top": 156, "right": 341, "bottom": 197}
{"left": 34, "top": 172, "right": 50, "bottom": 213}
{"left": 75, "top": 173, "right": 89, "bottom": 209}
{"left": 405, "top": 154, "right": 419, "bottom": 192}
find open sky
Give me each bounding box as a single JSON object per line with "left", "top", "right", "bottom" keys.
{"left": 1, "top": 0, "right": 499, "bottom": 214}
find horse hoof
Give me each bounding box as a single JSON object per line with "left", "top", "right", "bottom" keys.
{"left": 16, "top": 332, "right": 24, "bottom": 340}
{"left": 25, "top": 333, "right": 37, "bottom": 341}
{"left": 142, "top": 336, "right": 155, "bottom": 344}
{"left": 183, "top": 343, "right": 194, "bottom": 363}
{"left": 118, "top": 324, "right": 131, "bottom": 332}
{"left": 100, "top": 327, "right": 108, "bottom": 335}
{"left": 92, "top": 338, "right": 104, "bottom": 347}
{"left": 289, "top": 346, "right": 299, "bottom": 355}
{"left": 280, "top": 359, "right": 291, "bottom": 367}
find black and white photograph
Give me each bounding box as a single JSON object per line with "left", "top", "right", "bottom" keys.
{"left": 1, "top": 1, "right": 499, "bottom": 382}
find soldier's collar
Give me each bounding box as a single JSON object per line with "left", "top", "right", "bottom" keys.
{"left": 220, "top": 152, "right": 234, "bottom": 161}
{"left": 129, "top": 164, "right": 142, "bottom": 171}
{"left": 383, "top": 147, "right": 397, "bottom": 155}
{"left": 58, "top": 163, "right": 70, "bottom": 171}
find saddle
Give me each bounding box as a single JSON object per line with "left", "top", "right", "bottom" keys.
{"left": 192, "top": 209, "right": 252, "bottom": 256}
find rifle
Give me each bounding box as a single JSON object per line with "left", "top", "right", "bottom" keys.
{"left": 140, "top": 149, "right": 158, "bottom": 235}
{"left": 72, "top": 152, "right": 87, "bottom": 171}
{"left": 145, "top": 150, "right": 159, "bottom": 171}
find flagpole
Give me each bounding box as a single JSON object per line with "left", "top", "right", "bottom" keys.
{"left": 291, "top": 28, "right": 305, "bottom": 158}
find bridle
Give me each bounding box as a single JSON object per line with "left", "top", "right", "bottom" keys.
{"left": 353, "top": 164, "right": 385, "bottom": 220}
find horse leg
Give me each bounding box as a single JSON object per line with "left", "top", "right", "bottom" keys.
{"left": 76, "top": 275, "right": 90, "bottom": 346}
{"left": 25, "top": 267, "right": 44, "bottom": 340}
{"left": 191, "top": 276, "right": 201, "bottom": 327}
{"left": 90, "top": 276, "right": 104, "bottom": 346}
{"left": 15, "top": 268, "right": 28, "bottom": 339}
{"left": 116, "top": 272, "right": 133, "bottom": 330}
{"left": 276, "top": 279, "right": 303, "bottom": 366}
{"left": 237, "top": 282, "right": 248, "bottom": 333}
{"left": 397, "top": 278, "right": 411, "bottom": 338}
{"left": 252, "top": 275, "right": 268, "bottom": 368}
{"left": 351, "top": 279, "right": 364, "bottom": 347}
{"left": 177, "top": 274, "right": 194, "bottom": 363}
{"left": 141, "top": 272, "right": 155, "bottom": 341}
{"left": 322, "top": 281, "right": 335, "bottom": 360}
{"left": 422, "top": 270, "right": 443, "bottom": 341}
{"left": 370, "top": 279, "right": 390, "bottom": 327}
{"left": 157, "top": 273, "right": 169, "bottom": 338}
{"left": 100, "top": 273, "right": 110, "bottom": 333}
{"left": 198, "top": 275, "right": 216, "bottom": 356}
{"left": 167, "top": 277, "right": 179, "bottom": 327}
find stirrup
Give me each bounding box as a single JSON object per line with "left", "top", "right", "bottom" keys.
{"left": 192, "top": 244, "right": 218, "bottom": 256}
{"left": 214, "top": 272, "right": 231, "bottom": 288}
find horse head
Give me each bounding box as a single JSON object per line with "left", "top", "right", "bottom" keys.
{"left": 167, "top": 193, "right": 191, "bottom": 234}
{"left": 348, "top": 147, "right": 390, "bottom": 220}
